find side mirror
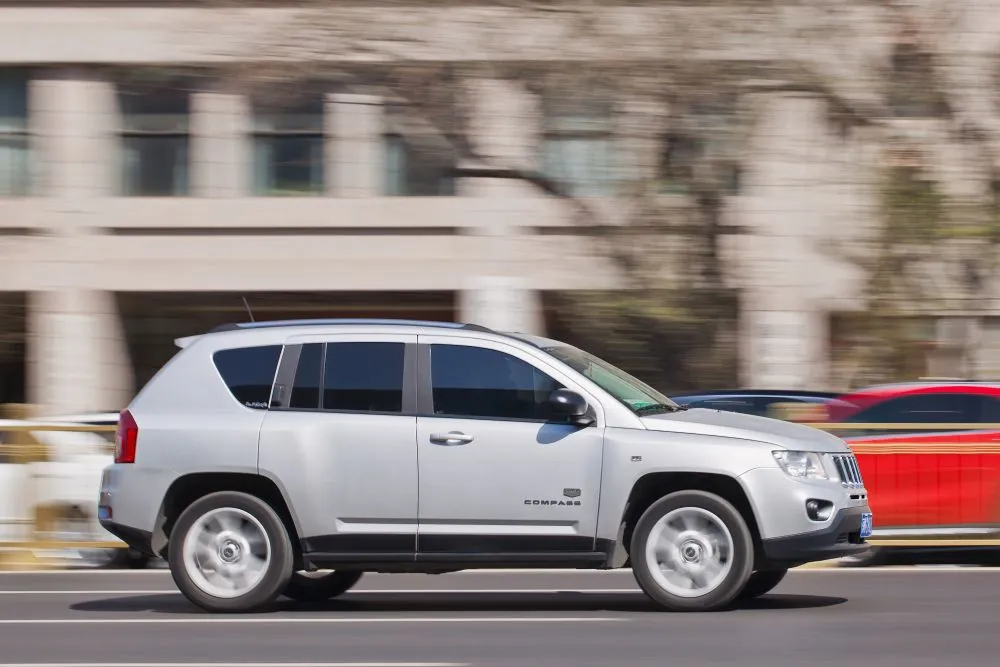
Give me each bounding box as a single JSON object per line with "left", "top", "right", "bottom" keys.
{"left": 549, "top": 389, "right": 595, "bottom": 426}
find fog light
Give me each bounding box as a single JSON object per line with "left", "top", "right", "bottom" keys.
{"left": 805, "top": 499, "right": 833, "bottom": 521}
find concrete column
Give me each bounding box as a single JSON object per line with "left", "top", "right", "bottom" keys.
{"left": 461, "top": 79, "right": 540, "bottom": 199}
{"left": 329, "top": 93, "right": 382, "bottom": 196}
{"left": 30, "top": 71, "right": 117, "bottom": 201}
{"left": 741, "top": 302, "right": 827, "bottom": 390}
{"left": 736, "top": 93, "right": 862, "bottom": 387}
{"left": 458, "top": 276, "right": 545, "bottom": 336}
{"left": 191, "top": 90, "right": 249, "bottom": 197}
{"left": 27, "top": 289, "right": 133, "bottom": 415}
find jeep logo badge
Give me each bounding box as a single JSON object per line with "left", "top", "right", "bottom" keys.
{"left": 563, "top": 488, "right": 581, "bottom": 498}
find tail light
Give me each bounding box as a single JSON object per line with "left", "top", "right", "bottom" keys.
{"left": 114, "top": 409, "right": 139, "bottom": 464}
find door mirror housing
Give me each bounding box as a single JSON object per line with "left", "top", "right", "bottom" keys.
{"left": 549, "top": 389, "right": 594, "bottom": 426}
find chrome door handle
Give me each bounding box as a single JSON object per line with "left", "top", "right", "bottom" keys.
{"left": 429, "top": 431, "right": 474, "bottom": 445}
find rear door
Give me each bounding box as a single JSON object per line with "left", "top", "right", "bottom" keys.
{"left": 258, "top": 333, "right": 419, "bottom": 558}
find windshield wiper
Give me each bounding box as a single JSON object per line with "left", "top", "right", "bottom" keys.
{"left": 634, "top": 403, "right": 684, "bottom": 415}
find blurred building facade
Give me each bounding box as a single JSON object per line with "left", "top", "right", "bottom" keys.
{"left": 3, "top": 2, "right": 1000, "bottom": 413}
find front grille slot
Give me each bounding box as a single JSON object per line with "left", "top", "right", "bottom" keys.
{"left": 832, "top": 454, "right": 863, "bottom": 488}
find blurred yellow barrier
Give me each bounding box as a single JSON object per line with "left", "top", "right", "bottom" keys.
{"left": 0, "top": 414, "right": 126, "bottom": 564}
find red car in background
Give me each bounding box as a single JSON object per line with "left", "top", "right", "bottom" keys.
{"left": 821, "top": 382, "right": 1000, "bottom": 558}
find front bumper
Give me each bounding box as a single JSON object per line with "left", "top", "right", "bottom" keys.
{"left": 761, "top": 504, "right": 871, "bottom": 567}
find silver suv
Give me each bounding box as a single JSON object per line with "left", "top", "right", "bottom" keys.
{"left": 98, "top": 319, "right": 873, "bottom": 612}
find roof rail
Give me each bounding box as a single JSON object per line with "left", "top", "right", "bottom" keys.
{"left": 206, "top": 318, "right": 496, "bottom": 334}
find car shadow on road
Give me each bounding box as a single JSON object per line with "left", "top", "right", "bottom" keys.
{"left": 69, "top": 591, "right": 847, "bottom": 615}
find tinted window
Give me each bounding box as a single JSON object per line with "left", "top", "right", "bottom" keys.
{"left": 688, "top": 398, "right": 760, "bottom": 415}
{"left": 289, "top": 343, "right": 322, "bottom": 409}
{"left": 323, "top": 342, "right": 405, "bottom": 413}
{"left": 847, "top": 393, "right": 989, "bottom": 423}
{"left": 212, "top": 345, "right": 282, "bottom": 409}
{"left": 430, "top": 344, "right": 564, "bottom": 420}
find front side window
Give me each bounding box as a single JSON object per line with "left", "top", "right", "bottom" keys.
{"left": 212, "top": 345, "right": 282, "bottom": 409}
{"left": 541, "top": 344, "right": 680, "bottom": 416}
{"left": 430, "top": 344, "right": 564, "bottom": 420}
{"left": 323, "top": 342, "right": 405, "bottom": 413}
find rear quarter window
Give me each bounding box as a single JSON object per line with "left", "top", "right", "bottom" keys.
{"left": 212, "top": 345, "right": 283, "bottom": 409}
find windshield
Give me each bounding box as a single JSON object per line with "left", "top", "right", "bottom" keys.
{"left": 542, "top": 344, "right": 682, "bottom": 416}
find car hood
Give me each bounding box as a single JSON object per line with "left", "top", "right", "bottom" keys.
{"left": 640, "top": 408, "right": 850, "bottom": 453}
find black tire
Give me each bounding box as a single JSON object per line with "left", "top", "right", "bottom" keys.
{"left": 283, "top": 570, "right": 363, "bottom": 602}
{"left": 630, "top": 490, "right": 755, "bottom": 611}
{"left": 167, "top": 491, "right": 294, "bottom": 613}
{"left": 738, "top": 568, "right": 788, "bottom": 599}
{"left": 840, "top": 545, "right": 886, "bottom": 568}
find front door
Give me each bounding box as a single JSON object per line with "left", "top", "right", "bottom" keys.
{"left": 414, "top": 335, "right": 606, "bottom": 559}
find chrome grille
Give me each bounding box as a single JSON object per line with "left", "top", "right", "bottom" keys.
{"left": 832, "top": 454, "right": 863, "bottom": 488}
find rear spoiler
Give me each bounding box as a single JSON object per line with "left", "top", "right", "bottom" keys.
{"left": 174, "top": 335, "right": 200, "bottom": 349}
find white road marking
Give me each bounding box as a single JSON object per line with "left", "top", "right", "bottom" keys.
{"left": 0, "top": 664, "right": 465, "bottom": 667}
{"left": 0, "top": 588, "right": 643, "bottom": 596}
{"left": 0, "top": 616, "right": 623, "bottom": 625}
{"left": 2, "top": 565, "right": 1000, "bottom": 580}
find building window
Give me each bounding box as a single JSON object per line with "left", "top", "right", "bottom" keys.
{"left": 252, "top": 97, "right": 324, "bottom": 196}
{"left": 119, "top": 81, "right": 190, "bottom": 196}
{"left": 540, "top": 93, "right": 616, "bottom": 197}
{"left": 660, "top": 94, "right": 741, "bottom": 196}
{"left": 384, "top": 132, "right": 455, "bottom": 196}
{"left": 888, "top": 29, "right": 947, "bottom": 119}
{"left": 0, "top": 70, "right": 30, "bottom": 197}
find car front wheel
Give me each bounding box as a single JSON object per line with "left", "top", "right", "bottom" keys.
{"left": 738, "top": 568, "right": 788, "bottom": 599}
{"left": 168, "top": 491, "right": 294, "bottom": 613}
{"left": 630, "top": 490, "right": 754, "bottom": 611}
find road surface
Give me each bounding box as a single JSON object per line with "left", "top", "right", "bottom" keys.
{"left": 0, "top": 567, "right": 998, "bottom": 666}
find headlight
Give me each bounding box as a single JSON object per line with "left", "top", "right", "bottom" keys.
{"left": 772, "top": 451, "right": 829, "bottom": 480}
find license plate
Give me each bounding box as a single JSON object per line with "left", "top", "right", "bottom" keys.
{"left": 859, "top": 512, "right": 873, "bottom": 539}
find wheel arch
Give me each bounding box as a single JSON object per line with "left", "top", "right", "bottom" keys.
{"left": 614, "top": 471, "right": 765, "bottom": 568}
{"left": 153, "top": 472, "right": 301, "bottom": 564}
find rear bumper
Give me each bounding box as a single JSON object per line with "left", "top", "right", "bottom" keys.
{"left": 98, "top": 518, "right": 155, "bottom": 557}
{"left": 761, "top": 504, "right": 872, "bottom": 567}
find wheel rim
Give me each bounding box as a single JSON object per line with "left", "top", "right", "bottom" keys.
{"left": 644, "top": 506, "right": 734, "bottom": 598}
{"left": 181, "top": 507, "right": 271, "bottom": 599}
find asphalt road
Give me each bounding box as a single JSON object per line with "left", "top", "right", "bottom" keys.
{"left": 0, "top": 567, "right": 998, "bottom": 666}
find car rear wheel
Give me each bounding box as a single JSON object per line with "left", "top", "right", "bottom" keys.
{"left": 168, "top": 491, "right": 294, "bottom": 613}
{"left": 738, "top": 568, "right": 788, "bottom": 599}
{"left": 283, "top": 570, "right": 363, "bottom": 602}
{"left": 630, "top": 490, "right": 754, "bottom": 611}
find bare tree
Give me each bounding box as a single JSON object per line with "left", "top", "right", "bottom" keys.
{"left": 186, "top": 0, "right": 1000, "bottom": 390}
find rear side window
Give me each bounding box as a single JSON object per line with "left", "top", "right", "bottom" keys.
{"left": 212, "top": 345, "right": 283, "bottom": 409}
{"left": 323, "top": 342, "right": 405, "bottom": 413}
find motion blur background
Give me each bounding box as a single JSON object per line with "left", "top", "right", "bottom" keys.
{"left": 4, "top": 0, "right": 1000, "bottom": 565}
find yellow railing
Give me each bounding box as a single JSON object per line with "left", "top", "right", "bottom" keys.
{"left": 0, "top": 417, "right": 125, "bottom": 560}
